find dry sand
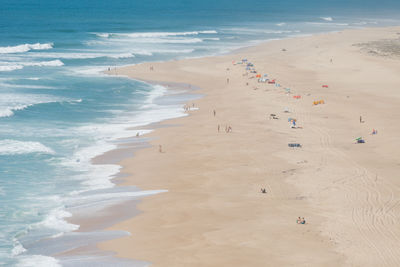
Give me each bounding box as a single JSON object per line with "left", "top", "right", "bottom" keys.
{"left": 98, "top": 27, "right": 400, "bottom": 266}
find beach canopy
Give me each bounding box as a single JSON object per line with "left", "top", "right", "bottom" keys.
{"left": 313, "top": 100, "right": 325, "bottom": 105}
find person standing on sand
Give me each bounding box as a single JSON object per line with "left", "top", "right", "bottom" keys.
{"left": 227, "top": 78, "right": 229, "bottom": 84}
{"left": 159, "top": 145, "right": 162, "bottom": 153}
{"left": 218, "top": 125, "right": 220, "bottom": 132}
{"left": 213, "top": 110, "right": 216, "bottom": 117}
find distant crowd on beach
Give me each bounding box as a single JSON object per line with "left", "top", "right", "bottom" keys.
{"left": 144, "top": 55, "right": 380, "bottom": 228}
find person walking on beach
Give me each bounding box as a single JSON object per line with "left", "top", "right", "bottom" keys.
{"left": 227, "top": 78, "right": 229, "bottom": 84}
{"left": 218, "top": 124, "right": 220, "bottom": 132}
{"left": 213, "top": 110, "right": 216, "bottom": 117}
{"left": 159, "top": 145, "right": 162, "bottom": 153}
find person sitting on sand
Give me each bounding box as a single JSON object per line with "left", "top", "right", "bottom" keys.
{"left": 297, "top": 217, "right": 306, "bottom": 224}
{"left": 261, "top": 188, "right": 266, "bottom": 193}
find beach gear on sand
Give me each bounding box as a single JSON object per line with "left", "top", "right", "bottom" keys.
{"left": 288, "top": 143, "right": 301, "bottom": 148}
{"left": 355, "top": 137, "right": 365, "bottom": 143}
{"left": 313, "top": 100, "right": 325, "bottom": 105}
{"left": 322, "top": 85, "right": 329, "bottom": 88}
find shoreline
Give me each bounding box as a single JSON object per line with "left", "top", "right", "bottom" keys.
{"left": 57, "top": 80, "right": 201, "bottom": 265}
{"left": 86, "top": 26, "right": 399, "bottom": 266}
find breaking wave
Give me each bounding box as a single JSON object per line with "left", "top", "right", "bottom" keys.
{"left": 0, "top": 139, "right": 55, "bottom": 155}
{"left": 320, "top": 17, "right": 333, "bottom": 21}
{"left": 96, "top": 30, "right": 218, "bottom": 38}
{"left": 0, "top": 43, "right": 53, "bottom": 54}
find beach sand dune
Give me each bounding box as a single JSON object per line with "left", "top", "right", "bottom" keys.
{"left": 99, "top": 27, "right": 400, "bottom": 266}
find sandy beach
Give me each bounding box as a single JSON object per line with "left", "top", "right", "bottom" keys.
{"left": 99, "top": 27, "right": 400, "bottom": 266}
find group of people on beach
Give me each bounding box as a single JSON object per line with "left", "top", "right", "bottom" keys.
{"left": 217, "top": 124, "right": 232, "bottom": 133}
{"left": 296, "top": 217, "right": 306, "bottom": 224}
{"left": 233, "top": 59, "right": 311, "bottom": 227}
{"left": 183, "top": 103, "right": 195, "bottom": 112}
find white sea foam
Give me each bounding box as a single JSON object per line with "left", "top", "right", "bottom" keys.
{"left": 110, "top": 30, "right": 217, "bottom": 38}
{"left": 0, "top": 60, "right": 63, "bottom": 72}
{"left": 11, "top": 240, "right": 26, "bottom": 256}
{"left": 129, "top": 48, "right": 195, "bottom": 56}
{"left": 199, "top": 30, "right": 218, "bottom": 34}
{"left": 0, "top": 93, "right": 62, "bottom": 117}
{"left": 0, "top": 65, "right": 24, "bottom": 72}
{"left": 16, "top": 255, "right": 61, "bottom": 267}
{"left": 0, "top": 43, "right": 53, "bottom": 54}
{"left": 321, "top": 17, "right": 333, "bottom": 21}
{"left": 95, "top": 33, "right": 110, "bottom": 38}
{"left": 28, "top": 51, "right": 135, "bottom": 59}
{"left": 119, "top": 37, "right": 204, "bottom": 44}
{"left": 36, "top": 207, "right": 79, "bottom": 232}
{"left": 22, "top": 60, "right": 64, "bottom": 67}
{"left": 0, "top": 140, "right": 55, "bottom": 155}
{"left": 276, "top": 22, "right": 286, "bottom": 26}
{"left": 263, "top": 30, "right": 294, "bottom": 34}
{"left": 0, "top": 83, "right": 56, "bottom": 90}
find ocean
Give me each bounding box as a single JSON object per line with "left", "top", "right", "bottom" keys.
{"left": 1, "top": 0, "right": 400, "bottom": 266}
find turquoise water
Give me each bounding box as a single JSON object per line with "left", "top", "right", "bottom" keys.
{"left": 1, "top": 0, "right": 400, "bottom": 266}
